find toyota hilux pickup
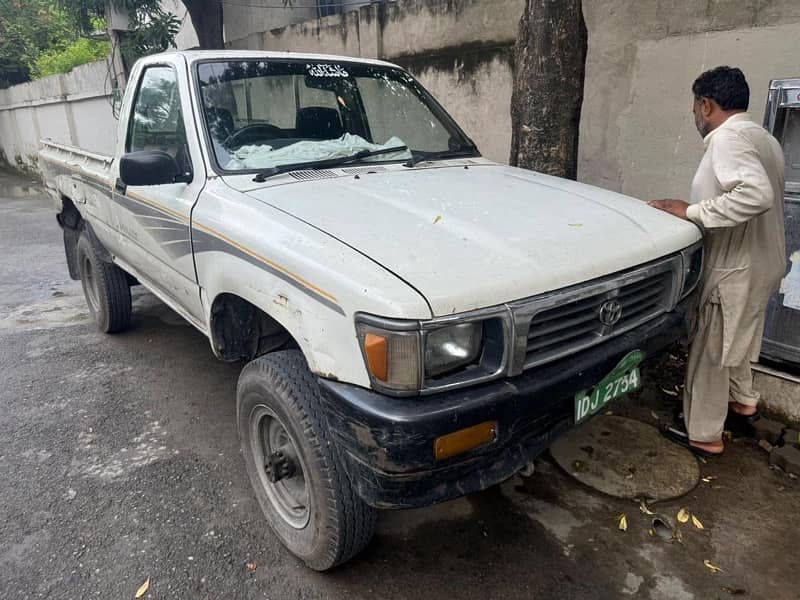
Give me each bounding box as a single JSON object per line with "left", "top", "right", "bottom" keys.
{"left": 39, "top": 50, "right": 703, "bottom": 570}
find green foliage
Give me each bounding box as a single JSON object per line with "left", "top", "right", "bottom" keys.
{"left": 0, "top": 0, "right": 75, "bottom": 86}
{"left": 0, "top": 0, "right": 180, "bottom": 87}
{"left": 33, "top": 37, "right": 111, "bottom": 78}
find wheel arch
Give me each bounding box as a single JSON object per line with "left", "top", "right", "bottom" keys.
{"left": 207, "top": 291, "right": 304, "bottom": 364}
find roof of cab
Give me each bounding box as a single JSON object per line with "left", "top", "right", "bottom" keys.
{"left": 160, "top": 49, "right": 402, "bottom": 70}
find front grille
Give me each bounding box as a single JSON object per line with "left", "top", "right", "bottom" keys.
{"left": 522, "top": 267, "right": 675, "bottom": 369}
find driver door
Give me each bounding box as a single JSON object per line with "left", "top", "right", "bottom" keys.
{"left": 111, "top": 57, "right": 206, "bottom": 326}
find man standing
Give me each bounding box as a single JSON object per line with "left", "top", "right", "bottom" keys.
{"left": 649, "top": 66, "right": 786, "bottom": 457}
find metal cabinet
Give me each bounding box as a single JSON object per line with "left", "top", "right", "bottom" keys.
{"left": 762, "top": 78, "right": 800, "bottom": 365}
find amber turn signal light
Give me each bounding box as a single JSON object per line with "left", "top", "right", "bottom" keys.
{"left": 364, "top": 333, "right": 388, "bottom": 381}
{"left": 434, "top": 421, "right": 498, "bottom": 461}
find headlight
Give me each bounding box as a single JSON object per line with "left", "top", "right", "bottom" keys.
{"left": 680, "top": 244, "right": 704, "bottom": 298}
{"left": 424, "top": 323, "right": 483, "bottom": 378}
{"left": 356, "top": 314, "right": 505, "bottom": 395}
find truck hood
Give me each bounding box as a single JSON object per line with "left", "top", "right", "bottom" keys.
{"left": 228, "top": 163, "right": 701, "bottom": 316}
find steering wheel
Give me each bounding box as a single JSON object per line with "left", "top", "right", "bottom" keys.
{"left": 224, "top": 124, "right": 286, "bottom": 148}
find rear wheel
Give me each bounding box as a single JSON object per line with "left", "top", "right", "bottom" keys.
{"left": 76, "top": 232, "right": 131, "bottom": 333}
{"left": 237, "top": 350, "right": 377, "bottom": 570}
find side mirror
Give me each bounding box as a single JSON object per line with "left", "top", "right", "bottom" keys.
{"left": 120, "top": 150, "right": 189, "bottom": 186}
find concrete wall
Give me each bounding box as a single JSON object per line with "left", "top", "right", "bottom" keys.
{"left": 226, "top": 0, "right": 800, "bottom": 200}
{"left": 580, "top": 0, "right": 800, "bottom": 200}
{"left": 222, "top": 1, "right": 373, "bottom": 45}
{"left": 0, "top": 60, "right": 117, "bottom": 172}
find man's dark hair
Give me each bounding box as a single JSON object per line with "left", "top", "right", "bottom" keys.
{"left": 692, "top": 66, "right": 749, "bottom": 110}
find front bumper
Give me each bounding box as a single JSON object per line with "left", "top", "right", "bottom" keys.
{"left": 318, "top": 299, "right": 692, "bottom": 509}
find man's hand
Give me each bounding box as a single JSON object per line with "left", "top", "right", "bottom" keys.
{"left": 648, "top": 198, "right": 690, "bottom": 220}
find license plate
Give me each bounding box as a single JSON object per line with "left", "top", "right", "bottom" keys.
{"left": 574, "top": 350, "right": 644, "bottom": 424}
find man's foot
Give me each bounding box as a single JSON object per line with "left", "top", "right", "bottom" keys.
{"left": 690, "top": 439, "right": 724, "bottom": 454}
{"left": 662, "top": 423, "right": 724, "bottom": 458}
{"left": 725, "top": 403, "right": 761, "bottom": 437}
{"left": 729, "top": 401, "right": 758, "bottom": 417}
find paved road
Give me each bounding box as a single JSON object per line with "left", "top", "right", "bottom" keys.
{"left": 2, "top": 169, "right": 798, "bottom": 599}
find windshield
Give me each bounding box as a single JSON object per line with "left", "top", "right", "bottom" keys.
{"left": 196, "top": 60, "right": 476, "bottom": 172}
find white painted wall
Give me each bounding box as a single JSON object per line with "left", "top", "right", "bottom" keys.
{"left": 0, "top": 60, "right": 116, "bottom": 170}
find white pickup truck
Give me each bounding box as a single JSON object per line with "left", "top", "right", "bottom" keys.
{"left": 40, "top": 50, "right": 703, "bottom": 570}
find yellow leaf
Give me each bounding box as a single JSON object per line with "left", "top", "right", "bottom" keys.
{"left": 135, "top": 577, "right": 150, "bottom": 599}
{"left": 618, "top": 514, "right": 628, "bottom": 531}
{"left": 704, "top": 559, "right": 723, "bottom": 573}
{"left": 433, "top": 215, "right": 442, "bottom": 224}
{"left": 692, "top": 515, "right": 704, "bottom": 530}
{"left": 647, "top": 528, "right": 655, "bottom": 537}
{"left": 639, "top": 500, "right": 655, "bottom": 515}
{"left": 677, "top": 508, "right": 690, "bottom": 523}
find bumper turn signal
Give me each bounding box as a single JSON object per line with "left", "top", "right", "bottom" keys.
{"left": 434, "top": 421, "right": 498, "bottom": 461}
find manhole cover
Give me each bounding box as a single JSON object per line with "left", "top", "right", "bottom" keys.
{"left": 550, "top": 416, "right": 699, "bottom": 501}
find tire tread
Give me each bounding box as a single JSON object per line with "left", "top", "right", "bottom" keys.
{"left": 237, "top": 351, "right": 376, "bottom": 570}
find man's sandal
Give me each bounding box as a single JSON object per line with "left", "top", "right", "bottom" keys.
{"left": 724, "top": 409, "right": 761, "bottom": 438}
{"left": 661, "top": 423, "right": 723, "bottom": 459}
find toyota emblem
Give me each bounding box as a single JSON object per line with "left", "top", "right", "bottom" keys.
{"left": 598, "top": 299, "right": 623, "bottom": 327}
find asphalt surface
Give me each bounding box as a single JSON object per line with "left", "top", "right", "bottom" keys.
{"left": 2, "top": 168, "right": 799, "bottom": 599}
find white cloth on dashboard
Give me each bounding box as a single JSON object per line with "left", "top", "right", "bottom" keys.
{"left": 225, "top": 133, "right": 410, "bottom": 170}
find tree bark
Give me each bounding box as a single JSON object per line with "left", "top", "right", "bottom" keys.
{"left": 509, "top": 0, "right": 587, "bottom": 180}
{"left": 182, "top": 0, "right": 225, "bottom": 49}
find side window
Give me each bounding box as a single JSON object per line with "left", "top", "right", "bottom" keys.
{"left": 127, "top": 66, "right": 188, "bottom": 168}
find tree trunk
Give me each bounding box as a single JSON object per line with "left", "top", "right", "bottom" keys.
{"left": 509, "top": 0, "right": 587, "bottom": 180}
{"left": 183, "top": 0, "right": 225, "bottom": 49}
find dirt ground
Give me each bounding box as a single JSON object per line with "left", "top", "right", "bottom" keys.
{"left": 1, "top": 168, "right": 799, "bottom": 599}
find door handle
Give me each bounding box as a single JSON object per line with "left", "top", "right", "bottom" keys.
{"left": 114, "top": 178, "right": 127, "bottom": 195}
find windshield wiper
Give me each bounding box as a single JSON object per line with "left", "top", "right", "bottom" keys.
{"left": 403, "top": 145, "right": 479, "bottom": 168}
{"left": 252, "top": 145, "right": 408, "bottom": 182}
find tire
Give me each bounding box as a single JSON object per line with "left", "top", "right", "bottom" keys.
{"left": 76, "top": 232, "right": 132, "bottom": 333}
{"left": 237, "top": 350, "right": 377, "bottom": 571}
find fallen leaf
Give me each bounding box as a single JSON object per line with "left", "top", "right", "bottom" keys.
{"left": 704, "top": 559, "right": 723, "bottom": 573}
{"left": 433, "top": 215, "right": 442, "bottom": 224}
{"left": 618, "top": 514, "right": 628, "bottom": 531}
{"left": 568, "top": 223, "right": 583, "bottom": 228}
{"left": 702, "top": 476, "right": 717, "bottom": 483}
{"left": 639, "top": 500, "right": 655, "bottom": 515}
{"left": 246, "top": 562, "right": 257, "bottom": 571}
{"left": 647, "top": 528, "right": 655, "bottom": 536}
{"left": 721, "top": 586, "right": 747, "bottom": 595}
{"left": 677, "top": 508, "right": 690, "bottom": 523}
{"left": 691, "top": 514, "right": 704, "bottom": 530}
{"left": 135, "top": 577, "right": 150, "bottom": 599}
{"left": 660, "top": 387, "right": 678, "bottom": 396}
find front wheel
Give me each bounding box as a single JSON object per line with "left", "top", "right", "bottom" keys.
{"left": 237, "top": 351, "right": 377, "bottom": 570}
